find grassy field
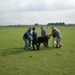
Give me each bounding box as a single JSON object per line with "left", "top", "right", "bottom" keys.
{"left": 0, "top": 26, "right": 75, "bottom": 75}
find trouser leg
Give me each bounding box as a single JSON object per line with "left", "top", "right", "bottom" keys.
{"left": 29, "top": 38, "right": 31, "bottom": 48}
{"left": 23, "top": 37, "right": 26, "bottom": 50}
{"left": 35, "top": 43, "right": 39, "bottom": 50}
{"left": 32, "top": 40, "right": 35, "bottom": 50}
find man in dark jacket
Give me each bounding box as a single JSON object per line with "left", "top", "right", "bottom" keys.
{"left": 32, "top": 27, "right": 39, "bottom": 50}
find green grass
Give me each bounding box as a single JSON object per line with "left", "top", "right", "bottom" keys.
{"left": 0, "top": 26, "right": 75, "bottom": 75}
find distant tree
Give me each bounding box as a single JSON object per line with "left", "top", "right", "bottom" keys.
{"left": 34, "top": 23, "right": 39, "bottom": 26}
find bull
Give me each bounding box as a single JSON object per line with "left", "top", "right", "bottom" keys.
{"left": 37, "top": 35, "right": 50, "bottom": 49}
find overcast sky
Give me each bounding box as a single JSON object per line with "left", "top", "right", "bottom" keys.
{"left": 0, "top": 0, "right": 75, "bottom": 25}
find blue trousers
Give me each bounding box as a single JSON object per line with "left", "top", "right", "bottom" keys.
{"left": 23, "top": 36, "right": 30, "bottom": 50}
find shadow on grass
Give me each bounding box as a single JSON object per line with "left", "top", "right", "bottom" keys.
{"left": 1, "top": 46, "right": 55, "bottom": 57}
{"left": 39, "top": 46, "right": 55, "bottom": 51}
{"left": 1, "top": 47, "right": 25, "bottom": 56}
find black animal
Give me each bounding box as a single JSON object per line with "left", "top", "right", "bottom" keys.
{"left": 37, "top": 35, "right": 50, "bottom": 49}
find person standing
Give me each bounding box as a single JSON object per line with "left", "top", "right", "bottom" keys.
{"left": 41, "top": 27, "right": 47, "bottom": 37}
{"left": 32, "top": 27, "right": 39, "bottom": 50}
{"left": 40, "top": 27, "right": 49, "bottom": 47}
{"left": 23, "top": 29, "right": 31, "bottom": 50}
{"left": 51, "top": 27, "right": 57, "bottom": 47}
{"left": 50, "top": 28, "right": 62, "bottom": 48}
{"left": 28, "top": 27, "right": 32, "bottom": 48}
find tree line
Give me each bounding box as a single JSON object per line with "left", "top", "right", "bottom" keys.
{"left": 1, "top": 22, "right": 75, "bottom": 27}
{"left": 47, "top": 22, "right": 65, "bottom": 25}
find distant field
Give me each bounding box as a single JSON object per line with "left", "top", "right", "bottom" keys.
{"left": 0, "top": 26, "right": 75, "bottom": 75}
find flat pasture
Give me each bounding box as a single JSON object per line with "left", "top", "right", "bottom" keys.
{"left": 0, "top": 26, "right": 75, "bottom": 75}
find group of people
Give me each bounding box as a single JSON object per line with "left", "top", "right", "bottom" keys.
{"left": 23, "top": 27, "right": 39, "bottom": 50}
{"left": 23, "top": 26, "right": 62, "bottom": 50}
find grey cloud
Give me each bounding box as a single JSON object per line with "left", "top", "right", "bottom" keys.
{"left": 0, "top": 0, "right": 75, "bottom": 14}
{"left": 0, "top": 0, "right": 75, "bottom": 25}
{"left": 16, "top": 0, "right": 75, "bottom": 12}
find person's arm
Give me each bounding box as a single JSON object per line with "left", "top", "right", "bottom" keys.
{"left": 27, "top": 32, "right": 31, "bottom": 39}
{"left": 49, "top": 33, "right": 53, "bottom": 36}
{"left": 49, "top": 31, "right": 54, "bottom": 36}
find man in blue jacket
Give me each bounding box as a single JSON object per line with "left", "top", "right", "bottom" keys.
{"left": 32, "top": 27, "right": 39, "bottom": 50}
{"left": 23, "top": 29, "right": 31, "bottom": 50}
